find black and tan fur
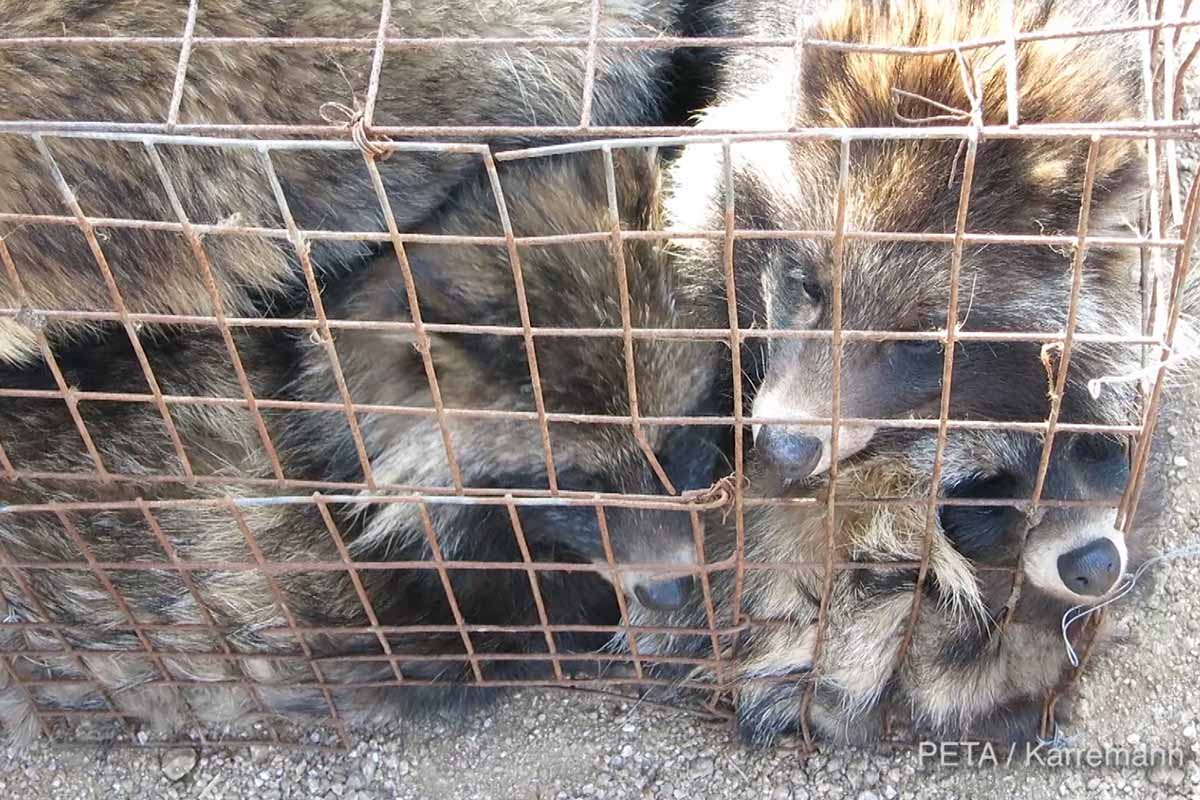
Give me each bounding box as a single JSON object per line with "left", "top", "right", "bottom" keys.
{"left": 0, "top": 149, "right": 731, "bottom": 744}
{"left": 626, "top": 424, "right": 1151, "bottom": 746}
{"left": 0, "top": 0, "right": 707, "bottom": 365}
{"left": 667, "top": 0, "right": 1148, "bottom": 476}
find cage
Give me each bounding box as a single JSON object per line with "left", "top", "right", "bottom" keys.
{"left": 0, "top": 0, "right": 1195, "bottom": 755}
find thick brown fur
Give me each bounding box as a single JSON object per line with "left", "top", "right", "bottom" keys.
{"left": 0, "top": 149, "right": 731, "bottom": 745}
{"left": 626, "top": 426, "right": 1151, "bottom": 746}
{"left": 622, "top": 0, "right": 1166, "bottom": 746}
{"left": 666, "top": 0, "right": 1148, "bottom": 472}
{"left": 0, "top": 0, "right": 703, "bottom": 364}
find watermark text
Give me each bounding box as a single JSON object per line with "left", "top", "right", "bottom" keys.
{"left": 917, "top": 740, "right": 1187, "bottom": 770}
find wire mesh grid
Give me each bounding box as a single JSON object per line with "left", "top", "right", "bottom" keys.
{"left": 0, "top": 0, "right": 1196, "bottom": 753}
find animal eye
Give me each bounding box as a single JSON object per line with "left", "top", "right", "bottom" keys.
{"left": 801, "top": 278, "right": 824, "bottom": 305}
{"left": 937, "top": 471, "right": 1023, "bottom": 558}
{"left": 945, "top": 471, "right": 1021, "bottom": 501}
{"left": 784, "top": 268, "right": 824, "bottom": 305}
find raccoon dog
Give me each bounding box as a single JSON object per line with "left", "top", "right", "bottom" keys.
{"left": 0, "top": 0, "right": 704, "bottom": 364}
{"left": 0, "top": 149, "right": 730, "bottom": 744}
{"left": 625, "top": 422, "right": 1150, "bottom": 746}
{"left": 666, "top": 0, "right": 1148, "bottom": 479}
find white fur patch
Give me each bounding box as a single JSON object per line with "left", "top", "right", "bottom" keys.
{"left": 1024, "top": 515, "right": 1128, "bottom": 603}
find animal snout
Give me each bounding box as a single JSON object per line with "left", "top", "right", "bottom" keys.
{"left": 756, "top": 426, "right": 823, "bottom": 482}
{"left": 1057, "top": 538, "right": 1121, "bottom": 598}
{"left": 632, "top": 574, "right": 696, "bottom": 611}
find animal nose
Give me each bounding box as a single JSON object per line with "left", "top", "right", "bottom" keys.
{"left": 756, "top": 426, "right": 823, "bottom": 481}
{"left": 1057, "top": 538, "right": 1121, "bottom": 598}
{"left": 632, "top": 574, "right": 695, "bottom": 611}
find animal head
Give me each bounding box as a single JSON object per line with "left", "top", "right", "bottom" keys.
{"left": 935, "top": 430, "right": 1140, "bottom": 614}
{"left": 306, "top": 149, "right": 731, "bottom": 613}
{"left": 696, "top": 423, "right": 1147, "bottom": 746}
{"left": 667, "top": 0, "right": 1145, "bottom": 481}
{"left": 831, "top": 423, "right": 1143, "bottom": 623}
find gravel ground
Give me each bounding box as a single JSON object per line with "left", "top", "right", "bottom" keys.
{"left": 1, "top": 369, "right": 1197, "bottom": 800}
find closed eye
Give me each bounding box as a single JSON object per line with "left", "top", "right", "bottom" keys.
{"left": 783, "top": 267, "right": 824, "bottom": 305}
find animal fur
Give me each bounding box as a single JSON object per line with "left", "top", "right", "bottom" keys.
{"left": 625, "top": 426, "right": 1151, "bottom": 746}
{"left": 0, "top": 149, "right": 731, "bottom": 745}
{"left": 0, "top": 0, "right": 704, "bottom": 365}
{"left": 666, "top": 0, "right": 1149, "bottom": 472}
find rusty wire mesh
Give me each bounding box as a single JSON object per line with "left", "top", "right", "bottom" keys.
{"left": 0, "top": 0, "right": 1196, "bottom": 753}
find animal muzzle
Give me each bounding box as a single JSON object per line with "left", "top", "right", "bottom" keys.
{"left": 752, "top": 422, "right": 878, "bottom": 482}
{"left": 755, "top": 426, "right": 823, "bottom": 481}
{"left": 1056, "top": 538, "right": 1122, "bottom": 598}
{"left": 631, "top": 573, "right": 697, "bottom": 611}
{"left": 751, "top": 389, "right": 878, "bottom": 481}
{"left": 599, "top": 542, "right": 700, "bottom": 612}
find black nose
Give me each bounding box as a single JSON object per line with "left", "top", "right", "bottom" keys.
{"left": 632, "top": 574, "right": 695, "bottom": 611}
{"left": 1057, "top": 538, "right": 1121, "bottom": 598}
{"left": 756, "top": 426, "right": 823, "bottom": 481}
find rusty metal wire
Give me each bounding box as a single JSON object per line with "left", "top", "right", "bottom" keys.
{"left": 0, "top": 2, "right": 1195, "bottom": 754}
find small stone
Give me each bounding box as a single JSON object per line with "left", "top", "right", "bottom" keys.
{"left": 135, "top": 730, "right": 149, "bottom": 746}
{"left": 1184, "top": 725, "right": 1197, "bottom": 739}
{"left": 620, "top": 745, "right": 633, "bottom": 758}
{"left": 397, "top": 761, "right": 411, "bottom": 777}
{"left": 858, "top": 792, "right": 882, "bottom": 800}
{"left": 1174, "top": 455, "right": 1189, "bottom": 468}
{"left": 1167, "top": 425, "right": 1180, "bottom": 437}
{"left": 771, "top": 787, "right": 793, "bottom": 800}
{"left": 161, "top": 747, "right": 198, "bottom": 782}
{"left": 1127, "top": 733, "right": 1142, "bottom": 745}
{"left": 1149, "top": 763, "right": 1172, "bottom": 785}
{"left": 693, "top": 757, "right": 715, "bottom": 777}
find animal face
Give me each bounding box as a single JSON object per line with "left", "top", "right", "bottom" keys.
{"left": 667, "top": 0, "right": 1145, "bottom": 482}
{"left": 936, "top": 430, "right": 1134, "bottom": 609}
{"left": 301, "top": 149, "right": 732, "bottom": 614}
{"left": 492, "top": 421, "right": 729, "bottom": 612}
